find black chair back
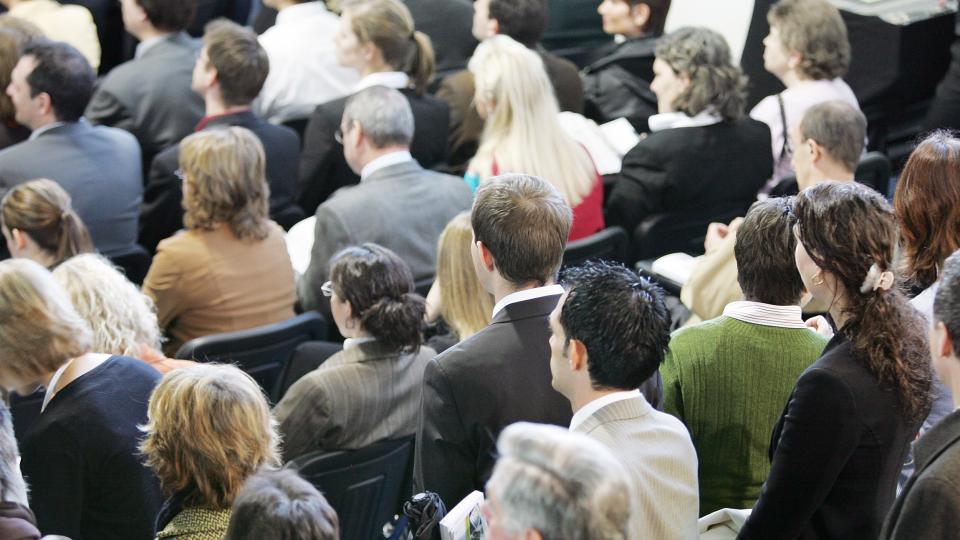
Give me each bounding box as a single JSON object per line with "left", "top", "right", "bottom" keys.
{"left": 414, "top": 276, "right": 434, "bottom": 299}
{"left": 275, "top": 340, "right": 343, "bottom": 400}
{"left": 174, "top": 312, "right": 327, "bottom": 402}
{"left": 287, "top": 436, "right": 415, "bottom": 540}
{"left": 854, "top": 151, "right": 892, "bottom": 196}
{"left": 107, "top": 244, "right": 152, "bottom": 286}
{"left": 562, "top": 226, "right": 629, "bottom": 268}
{"left": 10, "top": 389, "right": 43, "bottom": 445}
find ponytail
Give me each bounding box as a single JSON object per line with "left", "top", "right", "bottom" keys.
{"left": 359, "top": 292, "right": 426, "bottom": 352}
{"left": 54, "top": 210, "right": 94, "bottom": 266}
{"left": 407, "top": 30, "right": 435, "bottom": 96}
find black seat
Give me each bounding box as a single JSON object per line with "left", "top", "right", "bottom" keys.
{"left": 413, "top": 276, "right": 434, "bottom": 298}
{"left": 562, "top": 226, "right": 629, "bottom": 268}
{"left": 768, "top": 151, "right": 892, "bottom": 198}
{"left": 273, "top": 204, "right": 307, "bottom": 231}
{"left": 174, "top": 312, "right": 327, "bottom": 402}
{"left": 275, "top": 340, "right": 343, "bottom": 400}
{"left": 106, "top": 244, "right": 152, "bottom": 286}
{"left": 287, "top": 436, "right": 415, "bottom": 540}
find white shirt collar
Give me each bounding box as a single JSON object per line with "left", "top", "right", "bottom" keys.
{"left": 276, "top": 0, "right": 329, "bottom": 24}
{"left": 648, "top": 109, "right": 723, "bottom": 132}
{"left": 491, "top": 284, "right": 564, "bottom": 319}
{"left": 360, "top": 150, "right": 414, "bottom": 180}
{"left": 722, "top": 300, "right": 807, "bottom": 329}
{"left": 570, "top": 389, "right": 642, "bottom": 431}
{"left": 29, "top": 121, "right": 67, "bottom": 140}
{"left": 343, "top": 336, "right": 377, "bottom": 350}
{"left": 355, "top": 71, "right": 409, "bottom": 92}
{"left": 135, "top": 33, "right": 175, "bottom": 59}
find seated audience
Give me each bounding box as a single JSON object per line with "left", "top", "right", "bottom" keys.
{"left": 1, "top": 0, "right": 100, "bottom": 70}
{"left": 467, "top": 35, "right": 604, "bottom": 241}
{"left": 738, "top": 182, "right": 934, "bottom": 538}
{"left": 297, "top": 0, "right": 449, "bottom": 214}
{"left": 893, "top": 130, "right": 960, "bottom": 484}
{"left": 0, "top": 40, "right": 142, "bottom": 257}
{"left": 224, "top": 470, "right": 339, "bottom": 540}
{"left": 483, "top": 422, "right": 633, "bottom": 539}
{"left": 297, "top": 86, "right": 471, "bottom": 313}
{"left": 424, "top": 211, "right": 494, "bottom": 354}
{"left": 0, "top": 22, "right": 40, "bottom": 150}
{"left": 880, "top": 249, "right": 960, "bottom": 539}
{"left": 142, "top": 127, "right": 296, "bottom": 355}
{"left": 663, "top": 198, "right": 827, "bottom": 516}
{"left": 0, "top": 402, "right": 40, "bottom": 539}
{"left": 415, "top": 174, "right": 573, "bottom": 508}
{"left": 750, "top": 0, "right": 860, "bottom": 189}
{"left": 582, "top": 0, "right": 669, "bottom": 129}
{"left": 681, "top": 100, "right": 865, "bottom": 324}
{"left": 404, "top": 0, "right": 477, "bottom": 75}
{"left": 141, "top": 19, "right": 302, "bottom": 253}
{"left": 438, "top": 0, "right": 583, "bottom": 171}
{"left": 254, "top": 0, "right": 358, "bottom": 124}
{"left": 140, "top": 364, "right": 281, "bottom": 539}
{"left": 277, "top": 244, "right": 433, "bottom": 459}
{"left": 85, "top": 0, "right": 204, "bottom": 173}
{"left": 606, "top": 26, "right": 772, "bottom": 260}
{"left": 1, "top": 179, "right": 93, "bottom": 268}
{"left": 52, "top": 254, "right": 195, "bottom": 374}
{"left": 0, "top": 258, "right": 161, "bottom": 539}
{"left": 550, "top": 260, "right": 698, "bottom": 538}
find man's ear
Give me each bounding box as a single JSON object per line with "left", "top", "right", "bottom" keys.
{"left": 569, "top": 338, "right": 588, "bottom": 372}
{"left": 476, "top": 240, "right": 496, "bottom": 272}
{"left": 937, "top": 321, "right": 955, "bottom": 360}
{"left": 809, "top": 139, "right": 824, "bottom": 165}
{"left": 34, "top": 92, "right": 53, "bottom": 118}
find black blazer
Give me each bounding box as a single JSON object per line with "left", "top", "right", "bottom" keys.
{"left": 582, "top": 36, "right": 658, "bottom": 130}
{"left": 738, "top": 334, "right": 922, "bottom": 540}
{"left": 606, "top": 118, "right": 772, "bottom": 260}
{"left": 880, "top": 408, "right": 960, "bottom": 539}
{"left": 414, "top": 293, "right": 573, "bottom": 507}
{"left": 297, "top": 88, "right": 449, "bottom": 215}
{"left": 140, "top": 110, "right": 302, "bottom": 253}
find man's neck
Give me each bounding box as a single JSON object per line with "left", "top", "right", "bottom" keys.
{"left": 571, "top": 387, "right": 624, "bottom": 415}
{"left": 490, "top": 278, "right": 554, "bottom": 305}
{"left": 275, "top": 0, "right": 306, "bottom": 10}
{"left": 29, "top": 116, "right": 63, "bottom": 133}
{"left": 204, "top": 95, "right": 251, "bottom": 118}
{"left": 134, "top": 27, "right": 172, "bottom": 43}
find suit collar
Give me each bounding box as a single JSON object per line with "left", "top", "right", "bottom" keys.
{"left": 491, "top": 292, "right": 561, "bottom": 325}
{"left": 197, "top": 109, "right": 257, "bottom": 131}
{"left": 30, "top": 119, "right": 88, "bottom": 140}
{"left": 137, "top": 32, "right": 195, "bottom": 59}
{"left": 362, "top": 159, "right": 423, "bottom": 183}
{"left": 341, "top": 340, "right": 405, "bottom": 363}
{"left": 913, "top": 408, "right": 960, "bottom": 475}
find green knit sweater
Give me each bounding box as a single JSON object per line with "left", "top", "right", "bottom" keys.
{"left": 661, "top": 315, "right": 828, "bottom": 516}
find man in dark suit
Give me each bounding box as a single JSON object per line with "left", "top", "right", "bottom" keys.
{"left": 880, "top": 250, "right": 960, "bottom": 539}
{"left": 403, "top": 0, "right": 477, "bottom": 76}
{"left": 85, "top": 0, "right": 204, "bottom": 176}
{"left": 297, "top": 86, "right": 472, "bottom": 313}
{"left": 414, "top": 173, "right": 574, "bottom": 508}
{"left": 437, "top": 0, "right": 584, "bottom": 171}
{"left": 0, "top": 40, "right": 141, "bottom": 257}
{"left": 140, "top": 19, "right": 301, "bottom": 252}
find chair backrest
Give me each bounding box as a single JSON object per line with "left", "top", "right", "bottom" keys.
{"left": 275, "top": 340, "right": 343, "bottom": 400}
{"left": 288, "top": 436, "right": 415, "bottom": 540}
{"left": 174, "top": 312, "right": 327, "bottom": 402}
{"left": 854, "top": 151, "right": 892, "bottom": 196}
{"left": 414, "top": 276, "right": 434, "bottom": 299}
{"left": 107, "top": 244, "right": 153, "bottom": 286}
{"left": 562, "top": 226, "right": 629, "bottom": 268}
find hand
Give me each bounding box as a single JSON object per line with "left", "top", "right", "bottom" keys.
{"left": 805, "top": 315, "right": 834, "bottom": 339}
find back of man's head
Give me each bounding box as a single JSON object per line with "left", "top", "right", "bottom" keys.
{"left": 133, "top": 0, "right": 198, "bottom": 33}
{"left": 203, "top": 20, "right": 269, "bottom": 106}
{"left": 471, "top": 174, "right": 571, "bottom": 286}
{"left": 489, "top": 0, "right": 547, "bottom": 48}
{"left": 798, "top": 100, "right": 865, "bottom": 173}
{"left": 559, "top": 261, "right": 671, "bottom": 390}
{"left": 935, "top": 250, "right": 960, "bottom": 358}
{"left": 224, "top": 469, "right": 339, "bottom": 540}
{"left": 21, "top": 40, "right": 94, "bottom": 122}
{"left": 342, "top": 86, "right": 414, "bottom": 149}
{"left": 735, "top": 197, "right": 804, "bottom": 305}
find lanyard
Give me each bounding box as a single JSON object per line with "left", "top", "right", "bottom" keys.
{"left": 40, "top": 358, "right": 75, "bottom": 413}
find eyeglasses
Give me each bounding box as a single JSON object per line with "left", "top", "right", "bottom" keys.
{"left": 174, "top": 168, "right": 186, "bottom": 182}
{"left": 321, "top": 280, "right": 335, "bottom": 297}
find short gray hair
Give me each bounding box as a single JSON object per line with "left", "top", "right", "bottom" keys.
{"left": 798, "top": 100, "right": 866, "bottom": 172}
{"left": 342, "top": 86, "right": 414, "bottom": 149}
{"left": 487, "top": 422, "right": 633, "bottom": 539}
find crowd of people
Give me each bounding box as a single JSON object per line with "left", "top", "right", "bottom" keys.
{"left": 0, "top": 0, "right": 956, "bottom": 539}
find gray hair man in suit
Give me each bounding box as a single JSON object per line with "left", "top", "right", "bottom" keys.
{"left": 549, "top": 260, "right": 699, "bottom": 539}
{"left": 0, "top": 40, "right": 142, "bottom": 257}
{"left": 297, "top": 85, "right": 472, "bottom": 313}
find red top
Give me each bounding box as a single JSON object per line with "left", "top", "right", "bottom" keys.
{"left": 490, "top": 160, "right": 605, "bottom": 242}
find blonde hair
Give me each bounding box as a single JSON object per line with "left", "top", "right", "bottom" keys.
{"left": 53, "top": 254, "right": 162, "bottom": 356}
{"left": 0, "top": 258, "right": 91, "bottom": 388}
{"left": 180, "top": 127, "right": 271, "bottom": 242}
{"left": 341, "top": 0, "right": 435, "bottom": 95}
{"left": 468, "top": 35, "right": 596, "bottom": 207}
{"left": 140, "top": 364, "right": 281, "bottom": 509}
{"left": 436, "top": 212, "right": 492, "bottom": 340}
{"left": 1, "top": 179, "right": 94, "bottom": 267}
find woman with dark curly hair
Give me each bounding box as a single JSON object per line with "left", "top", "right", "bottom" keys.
{"left": 274, "top": 243, "right": 434, "bottom": 460}
{"left": 606, "top": 26, "right": 773, "bottom": 260}
{"left": 738, "top": 181, "right": 933, "bottom": 539}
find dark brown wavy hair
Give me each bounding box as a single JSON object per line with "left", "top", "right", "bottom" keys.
{"left": 794, "top": 182, "right": 932, "bottom": 423}
{"left": 894, "top": 130, "right": 960, "bottom": 290}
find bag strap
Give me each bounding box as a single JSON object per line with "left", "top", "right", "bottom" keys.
{"left": 777, "top": 92, "right": 792, "bottom": 159}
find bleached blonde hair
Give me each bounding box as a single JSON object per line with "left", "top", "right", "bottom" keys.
{"left": 468, "top": 35, "right": 596, "bottom": 207}
{"left": 53, "top": 254, "right": 162, "bottom": 356}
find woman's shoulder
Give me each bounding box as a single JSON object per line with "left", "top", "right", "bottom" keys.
{"left": 156, "top": 507, "right": 231, "bottom": 540}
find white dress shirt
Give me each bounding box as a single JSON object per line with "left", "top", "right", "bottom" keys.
{"left": 11, "top": 0, "right": 101, "bottom": 69}
{"left": 491, "top": 284, "right": 564, "bottom": 319}
{"left": 355, "top": 71, "right": 410, "bottom": 92}
{"left": 721, "top": 300, "right": 807, "bottom": 329}
{"left": 255, "top": 1, "right": 360, "bottom": 124}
